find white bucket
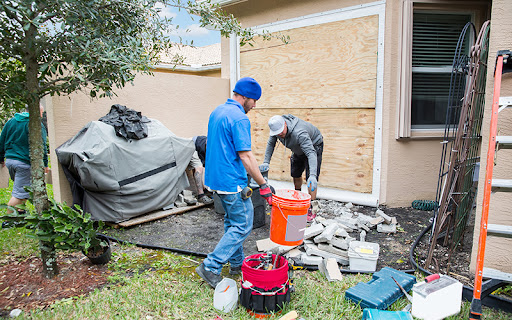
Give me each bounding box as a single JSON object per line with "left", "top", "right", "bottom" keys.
{"left": 213, "top": 278, "right": 238, "bottom": 312}
{"left": 348, "top": 241, "right": 380, "bottom": 272}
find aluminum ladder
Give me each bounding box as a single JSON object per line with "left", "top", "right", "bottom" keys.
{"left": 470, "top": 50, "right": 512, "bottom": 320}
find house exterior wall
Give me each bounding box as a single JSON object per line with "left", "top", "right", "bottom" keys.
{"left": 47, "top": 72, "right": 229, "bottom": 205}
{"left": 470, "top": 0, "right": 512, "bottom": 273}
{"left": 220, "top": 0, "right": 443, "bottom": 207}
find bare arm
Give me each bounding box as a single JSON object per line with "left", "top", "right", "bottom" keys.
{"left": 238, "top": 150, "right": 266, "bottom": 186}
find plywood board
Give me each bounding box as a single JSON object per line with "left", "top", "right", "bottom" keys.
{"left": 240, "top": 15, "right": 379, "bottom": 110}
{"left": 117, "top": 203, "right": 207, "bottom": 227}
{"left": 241, "top": 15, "right": 379, "bottom": 194}
{"left": 249, "top": 108, "right": 374, "bottom": 193}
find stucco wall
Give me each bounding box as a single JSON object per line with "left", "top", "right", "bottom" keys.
{"left": 47, "top": 72, "right": 229, "bottom": 204}
{"left": 470, "top": 0, "right": 512, "bottom": 273}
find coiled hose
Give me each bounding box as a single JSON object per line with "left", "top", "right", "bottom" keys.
{"left": 411, "top": 200, "right": 439, "bottom": 211}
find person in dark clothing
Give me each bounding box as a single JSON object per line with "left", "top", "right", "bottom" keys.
{"left": 261, "top": 114, "right": 323, "bottom": 221}
{"left": 193, "top": 135, "right": 207, "bottom": 167}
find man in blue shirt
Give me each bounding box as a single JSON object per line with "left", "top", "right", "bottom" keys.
{"left": 196, "top": 77, "right": 273, "bottom": 288}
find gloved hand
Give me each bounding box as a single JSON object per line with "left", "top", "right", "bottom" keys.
{"left": 259, "top": 163, "right": 270, "bottom": 172}
{"left": 307, "top": 175, "right": 317, "bottom": 192}
{"left": 259, "top": 183, "right": 273, "bottom": 206}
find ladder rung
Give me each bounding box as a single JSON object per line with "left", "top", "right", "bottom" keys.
{"left": 497, "top": 136, "right": 512, "bottom": 149}
{"left": 483, "top": 267, "right": 512, "bottom": 283}
{"left": 499, "top": 96, "right": 512, "bottom": 111}
{"left": 487, "top": 224, "right": 512, "bottom": 238}
{"left": 491, "top": 179, "right": 512, "bottom": 192}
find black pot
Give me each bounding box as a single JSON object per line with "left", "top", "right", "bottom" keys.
{"left": 84, "top": 234, "right": 112, "bottom": 265}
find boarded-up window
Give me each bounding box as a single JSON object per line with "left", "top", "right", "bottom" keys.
{"left": 240, "top": 15, "right": 378, "bottom": 193}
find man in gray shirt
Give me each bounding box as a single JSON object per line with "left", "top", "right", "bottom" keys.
{"left": 261, "top": 114, "right": 323, "bottom": 221}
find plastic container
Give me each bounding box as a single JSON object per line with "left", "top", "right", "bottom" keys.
{"left": 362, "top": 308, "right": 413, "bottom": 320}
{"left": 269, "top": 189, "right": 310, "bottom": 246}
{"left": 213, "top": 278, "right": 238, "bottom": 313}
{"left": 411, "top": 275, "right": 462, "bottom": 320}
{"left": 348, "top": 240, "right": 380, "bottom": 272}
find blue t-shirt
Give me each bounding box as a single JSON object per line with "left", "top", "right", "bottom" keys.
{"left": 205, "top": 99, "right": 252, "bottom": 192}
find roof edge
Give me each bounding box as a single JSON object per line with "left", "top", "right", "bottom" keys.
{"left": 198, "top": 0, "right": 247, "bottom": 7}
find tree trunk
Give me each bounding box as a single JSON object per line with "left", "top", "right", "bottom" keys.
{"left": 24, "top": 18, "right": 56, "bottom": 278}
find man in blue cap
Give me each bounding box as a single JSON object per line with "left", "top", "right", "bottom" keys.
{"left": 196, "top": 77, "right": 273, "bottom": 288}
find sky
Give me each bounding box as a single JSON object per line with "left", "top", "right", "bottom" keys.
{"left": 158, "top": 3, "right": 221, "bottom": 47}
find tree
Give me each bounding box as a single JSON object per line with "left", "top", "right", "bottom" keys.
{"left": 0, "top": 0, "right": 285, "bottom": 278}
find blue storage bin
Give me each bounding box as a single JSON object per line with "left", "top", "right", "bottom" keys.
{"left": 362, "top": 308, "right": 413, "bottom": 320}
{"left": 345, "top": 267, "right": 416, "bottom": 309}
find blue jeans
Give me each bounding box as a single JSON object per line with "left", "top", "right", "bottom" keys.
{"left": 203, "top": 192, "right": 254, "bottom": 275}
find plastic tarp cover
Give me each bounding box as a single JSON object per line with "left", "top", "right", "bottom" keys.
{"left": 56, "top": 120, "right": 194, "bottom": 223}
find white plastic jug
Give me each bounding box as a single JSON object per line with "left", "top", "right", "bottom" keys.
{"left": 213, "top": 278, "right": 238, "bottom": 312}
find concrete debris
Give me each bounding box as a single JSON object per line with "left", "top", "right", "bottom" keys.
{"left": 174, "top": 194, "right": 188, "bottom": 208}
{"left": 377, "top": 223, "right": 397, "bottom": 233}
{"left": 9, "top": 309, "right": 22, "bottom": 318}
{"left": 319, "top": 258, "right": 343, "bottom": 281}
{"left": 255, "top": 200, "right": 402, "bottom": 272}
{"left": 313, "top": 223, "right": 338, "bottom": 243}
{"left": 303, "top": 223, "right": 325, "bottom": 240}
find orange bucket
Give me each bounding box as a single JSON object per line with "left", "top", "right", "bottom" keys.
{"left": 270, "top": 189, "right": 311, "bottom": 246}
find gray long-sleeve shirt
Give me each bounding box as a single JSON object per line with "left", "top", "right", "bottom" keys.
{"left": 263, "top": 114, "right": 323, "bottom": 176}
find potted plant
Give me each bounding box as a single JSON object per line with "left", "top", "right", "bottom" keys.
{"left": 0, "top": 196, "right": 111, "bottom": 265}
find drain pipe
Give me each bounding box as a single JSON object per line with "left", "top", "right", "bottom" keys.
{"left": 408, "top": 223, "right": 512, "bottom": 313}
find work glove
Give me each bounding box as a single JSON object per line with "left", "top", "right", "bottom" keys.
{"left": 259, "top": 183, "right": 273, "bottom": 206}
{"left": 307, "top": 175, "right": 317, "bottom": 192}
{"left": 259, "top": 163, "right": 270, "bottom": 172}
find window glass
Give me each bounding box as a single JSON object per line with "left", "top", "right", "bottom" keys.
{"left": 411, "top": 13, "right": 471, "bottom": 127}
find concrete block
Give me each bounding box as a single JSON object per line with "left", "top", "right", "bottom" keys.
{"left": 345, "top": 202, "right": 354, "bottom": 209}
{"left": 376, "top": 209, "right": 392, "bottom": 224}
{"left": 319, "top": 258, "right": 343, "bottom": 281}
{"left": 318, "top": 243, "right": 349, "bottom": 261}
{"left": 330, "top": 236, "right": 349, "bottom": 250}
{"left": 377, "top": 223, "right": 397, "bottom": 233}
{"left": 300, "top": 253, "right": 323, "bottom": 266}
{"left": 334, "top": 227, "right": 349, "bottom": 238}
{"left": 304, "top": 242, "right": 349, "bottom": 265}
{"left": 335, "top": 216, "right": 358, "bottom": 230}
{"left": 391, "top": 216, "right": 397, "bottom": 225}
{"left": 175, "top": 194, "right": 187, "bottom": 207}
{"left": 314, "top": 223, "right": 338, "bottom": 243}
{"left": 256, "top": 238, "right": 296, "bottom": 254}
{"left": 369, "top": 216, "right": 385, "bottom": 227}
{"left": 336, "top": 223, "right": 354, "bottom": 233}
{"left": 357, "top": 220, "right": 370, "bottom": 232}
{"left": 285, "top": 248, "right": 303, "bottom": 258}
{"left": 304, "top": 223, "right": 325, "bottom": 240}
{"left": 311, "top": 200, "right": 321, "bottom": 213}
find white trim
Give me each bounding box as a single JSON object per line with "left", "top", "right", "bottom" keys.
{"left": 204, "top": 0, "right": 247, "bottom": 6}
{"left": 229, "top": 34, "right": 240, "bottom": 92}
{"left": 153, "top": 64, "right": 220, "bottom": 72}
{"left": 231, "top": 1, "right": 385, "bottom": 206}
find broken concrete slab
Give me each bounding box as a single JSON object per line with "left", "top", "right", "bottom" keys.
{"left": 300, "top": 253, "right": 323, "bottom": 266}
{"left": 360, "top": 230, "right": 366, "bottom": 242}
{"left": 330, "top": 236, "right": 349, "bottom": 250}
{"left": 334, "top": 227, "right": 349, "bottom": 238}
{"left": 376, "top": 209, "right": 392, "bottom": 224}
{"left": 285, "top": 248, "right": 303, "bottom": 258}
{"left": 318, "top": 243, "right": 349, "bottom": 261}
{"left": 256, "top": 238, "right": 296, "bottom": 254}
{"left": 369, "top": 216, "right": 385, "bottom": 227}
{"left": 377, "top": 223, "right": 397, "bottom": 233}
{"left": 319, "top": 258, "right": 343, "bottom": 282}
{"left": 313, "top": 223, "right": 338, "bottom": 243}
{"left": 304, "top": 242, "right": 349, "bottom": 265}
{"left": 304, "top": 223, "right": 324, "bottom": 240}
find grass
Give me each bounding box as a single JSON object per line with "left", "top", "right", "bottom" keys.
{"left": 1, "top": 185, "right": 511, "bottom": 319}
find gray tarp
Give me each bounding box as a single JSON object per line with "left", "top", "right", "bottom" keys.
{"left": 56, "top": 120, "right": 194, "bottom": 223}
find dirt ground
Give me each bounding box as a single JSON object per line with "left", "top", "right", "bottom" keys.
{"left": 0, "top": 200, "right": 480, "bottom": 315}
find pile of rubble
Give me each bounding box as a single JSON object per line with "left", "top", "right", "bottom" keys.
{"left": 257, "top": 200, "right": 400, "bottom": 281}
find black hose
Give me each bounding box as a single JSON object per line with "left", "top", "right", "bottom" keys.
{"left": 99, "top": 233, "right": 208, "bottom": 257}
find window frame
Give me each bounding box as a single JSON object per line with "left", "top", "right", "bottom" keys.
{"left": 397, "top": 0, "right": 489, "bottom": 138}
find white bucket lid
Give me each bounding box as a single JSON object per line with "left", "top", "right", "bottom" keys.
{"left": 348, "top": 240, "right": 380, "bottom": 260}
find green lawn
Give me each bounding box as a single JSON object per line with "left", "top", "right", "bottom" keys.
{"left": 1, "top": 183, "right": 510, "bottom": 319}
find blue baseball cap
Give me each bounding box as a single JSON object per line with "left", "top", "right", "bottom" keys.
{"left": 233, "top": 77, "right": 262, "bottom": 100}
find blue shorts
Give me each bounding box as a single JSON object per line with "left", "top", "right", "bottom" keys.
{"left": 6, "top": 159, "right": 31, "bottom": 199}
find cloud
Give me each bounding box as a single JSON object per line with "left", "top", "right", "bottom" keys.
{"left": 155, "top": 3, "right": 178, "bottom": 19}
